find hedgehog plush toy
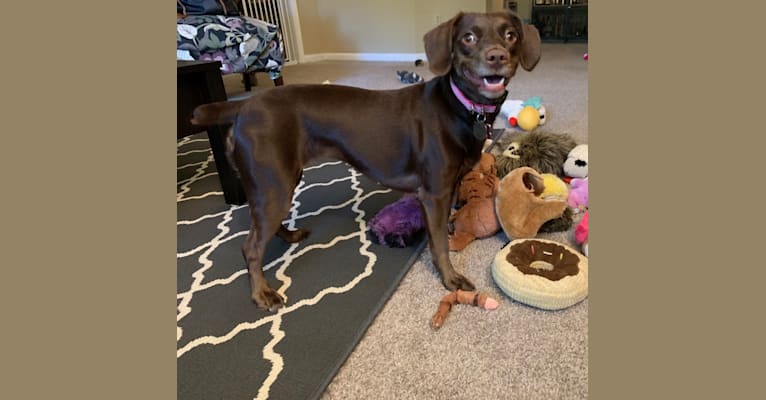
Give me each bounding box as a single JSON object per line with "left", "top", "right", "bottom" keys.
{"left": 491, "top": 130, "right": 578, "bottom": 179}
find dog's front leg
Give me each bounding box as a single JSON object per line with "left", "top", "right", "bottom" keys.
{"left": 419, "top": 191, "right": 476, "bottom": 292}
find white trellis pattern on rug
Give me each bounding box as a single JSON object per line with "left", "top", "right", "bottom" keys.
{"left": 177, "top": 135, "right": 412, "bottom": 400}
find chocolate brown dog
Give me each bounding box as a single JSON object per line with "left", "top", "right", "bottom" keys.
{"left": 191, "top": 11, "right": 541, "bottom": 311}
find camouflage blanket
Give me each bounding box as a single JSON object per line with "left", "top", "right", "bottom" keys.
{"left": 177, "top": 15, "right": 284, "bottom": 78}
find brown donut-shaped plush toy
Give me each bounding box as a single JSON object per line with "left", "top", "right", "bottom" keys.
{"left": 492, "top": 238, "right": 588, "bottom": 310}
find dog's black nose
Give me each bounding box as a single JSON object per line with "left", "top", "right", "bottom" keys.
{"left": 486, "top": 49, "right": 508, "bottom": 65}
{"left": 575, "top": 160, "right": 587, "bottom": 167}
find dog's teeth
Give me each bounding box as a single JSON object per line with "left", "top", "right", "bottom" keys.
{"left": 483, "top": 77, "right": 505, "bottom": 87}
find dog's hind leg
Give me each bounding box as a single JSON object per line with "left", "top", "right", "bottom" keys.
{"left": 276, "top": 172, "right": 311, "bottom": 243}
{"left": 242, "top": 225, "right": 283, "bottom": 311}
{"left": 240, "top": 166, "right": 301, "bottom": 311}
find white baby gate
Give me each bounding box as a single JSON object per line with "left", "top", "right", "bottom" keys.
{"left": 240, "top": 0, "right": 301, "bottom": 63}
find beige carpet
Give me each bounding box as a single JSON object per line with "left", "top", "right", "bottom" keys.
{"left": 222, "top": 42, "right": 589, "bottom": 400}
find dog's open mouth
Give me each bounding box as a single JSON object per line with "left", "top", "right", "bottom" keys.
{"left": 463, "top": 68, "right": 509, "bottom": 95}
{"left": 481, "top": 75, "right": 507, "bottom": 91}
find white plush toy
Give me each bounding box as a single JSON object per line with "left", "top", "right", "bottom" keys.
{"left": 564, "top": 144, "right": 588, "bottom": 179}
{"left": 495, "top": 96, "right": 547, "bottom": 132}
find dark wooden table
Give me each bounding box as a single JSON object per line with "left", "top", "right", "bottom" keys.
{"left": 177, "top": 60, "right": 246, "bottom": 205}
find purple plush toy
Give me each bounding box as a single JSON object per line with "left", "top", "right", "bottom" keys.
{"left": 368, "top": 194, "right": 425, "bottom": 247}
{"left": 568, "top": 178, "right": 589, "bottom": 213}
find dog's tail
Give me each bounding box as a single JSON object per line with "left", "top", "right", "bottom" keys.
{"left": 190, "top": 100, "right": 247, "bottom": 126}
{"left": 223, "top": 126, "right": 239, "bottom": 178}
{"left": 189, "top": 100, "right": 245, "bottom": 178}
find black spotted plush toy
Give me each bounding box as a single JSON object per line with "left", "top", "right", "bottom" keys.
{"left": 563, "top": 144, "right": 588, "bottom": 183}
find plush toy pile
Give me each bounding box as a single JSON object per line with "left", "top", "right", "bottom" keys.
{"left": 366, "top": 97, "right": 590, "bottom": 322}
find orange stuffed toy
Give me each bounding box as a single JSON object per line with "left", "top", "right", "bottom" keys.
{"left": 448, "top": 153, "right": 501, "bottom": 251}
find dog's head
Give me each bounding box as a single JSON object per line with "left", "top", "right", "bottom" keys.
{"left": 423, "top": 11, "right": 541, "bottom": 102}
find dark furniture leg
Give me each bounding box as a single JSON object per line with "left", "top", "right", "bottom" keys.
{"left": 202, "top": 66, "right": 247, "bottom": 205}
{"left": 178, "top": 60, "right": 247, "bottom": 205}
{"left": 243, "top": 71, "right": 283, "bottom": 90}
{"left": 242, "top": 72, "right": 254, "bottom": 92}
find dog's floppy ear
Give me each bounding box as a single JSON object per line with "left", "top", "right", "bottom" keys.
{"left": 503, "top": 10, "right": 542, "bottom": 71}
{"left": 423, "top": 13, "right": 463, "bottom": 76}
{"left": 519, "top": 24, "right": 542, "bottom": 71}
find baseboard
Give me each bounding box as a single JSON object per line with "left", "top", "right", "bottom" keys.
{"left": 300, "top": 53, "right": 427, "bottom": 63}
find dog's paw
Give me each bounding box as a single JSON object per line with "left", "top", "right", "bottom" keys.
{"left": 443, "top": 273, "right": 476, "bottom": 292}
{"left": 277, "top": 226, "right": 311, "bottom": 243}
{"left": 252, "top": 287, "right": 285, "bottom": 312}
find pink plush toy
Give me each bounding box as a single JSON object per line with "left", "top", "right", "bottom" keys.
{"left": 568, "top": 178, "right": 588, "bottom": 213}
{"left": 575, "top": 211, "right": 589, "bottom": 257}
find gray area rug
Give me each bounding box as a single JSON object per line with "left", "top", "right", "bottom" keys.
{"left": 177, "top": 134, "right": 426, "bottom": 400}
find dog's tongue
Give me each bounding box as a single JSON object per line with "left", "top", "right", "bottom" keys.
{"left": 482, "top": 76, "right": 506, "bottom": 92}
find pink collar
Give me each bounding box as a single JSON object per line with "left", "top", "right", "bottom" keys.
{"left": 449, "top": 78, "right": 499, "bottom": 114}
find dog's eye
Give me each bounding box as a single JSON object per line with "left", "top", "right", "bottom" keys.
{"left": 504, "top": 30, "right": 517, "bottom": 43}
{"left": 462, "top": 33, "right": 478, "bottom": 45}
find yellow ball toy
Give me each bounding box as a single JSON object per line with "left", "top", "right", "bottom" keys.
{"left": 516, "top": 106, "right": 541, "bottom": 131}
{"left": 539, "top": 173, "right": 569, "bottom": 201}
